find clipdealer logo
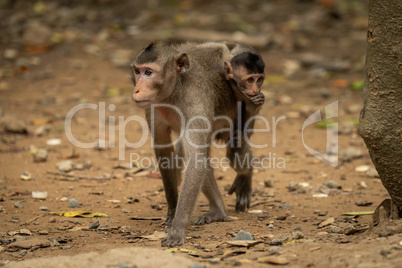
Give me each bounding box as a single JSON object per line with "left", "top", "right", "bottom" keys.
{"left": 64, "top": 101, "right": 339, "bottom": 168}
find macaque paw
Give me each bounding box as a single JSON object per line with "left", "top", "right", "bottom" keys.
{"left": 250, "top": 93, "right": 264, "bottom": 105}
{"left": 162, "top": 214, "right": 175, "bottom": 226}
{"left": 193, "top": 211, "right": 231, "bottom": 225}
{"left": 228, "top": 175, "right": 252, "bottom": 212}
{"left": 161, "top": 230, "right": 186, "bottom": 247}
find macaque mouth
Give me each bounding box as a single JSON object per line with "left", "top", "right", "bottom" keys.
{"left": 135, "top": 100, "right": 150, "bottom": 103}
{"left": 246, "top": 93, "right": 259, "bottom": 97}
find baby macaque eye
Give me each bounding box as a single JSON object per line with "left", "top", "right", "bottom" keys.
{"left": 144, "top": 69, "right": 153, "bottom": 76}
{"left": 247, "top": 77, "right": 254, "bottom": 83}
{"left": 257, "top": 77, "right": 263, "bottom": 85}
{"left": 134, "top": 68, "right": 140, "bottom": 75}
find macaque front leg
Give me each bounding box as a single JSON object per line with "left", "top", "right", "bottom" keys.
{"left": 155, "top": 145, "right": 178, "bottom": 226}
{"left": 148, "top": 113, "right": 179, "bottom": 226}
{"left": 162, "top": 140, "right": 209, "bottom": 247}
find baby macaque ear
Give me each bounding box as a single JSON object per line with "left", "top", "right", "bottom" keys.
{"left": 224, "top": 62, "right": 234, "bottom": 80}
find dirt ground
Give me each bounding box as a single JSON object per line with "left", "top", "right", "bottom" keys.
{"left": 0, "top": 0, "right": 401, "bottom": 267}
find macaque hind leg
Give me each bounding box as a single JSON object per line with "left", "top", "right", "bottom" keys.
{"left": 193, "top": 168, "right": 231, "bottom": 225}
{"left": 227, "top": 143, "right": 253, "bottom": 212}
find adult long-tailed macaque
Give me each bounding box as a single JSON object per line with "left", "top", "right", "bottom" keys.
{"left": 131, "top": 40, "right": 263, "bottom": 247}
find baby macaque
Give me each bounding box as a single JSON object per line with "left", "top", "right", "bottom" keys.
{"left": 224, "top": 46, "right": 265, "bottom": 112}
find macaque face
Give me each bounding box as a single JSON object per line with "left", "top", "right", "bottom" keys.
{"left": 131, "top": 52, "right": 188, "bottom": 109}
{"left": 131, "top": 63, "right": 175, "bottom": 108}
{"left": 233, "top": 65, "right": 265, "bottom": 97}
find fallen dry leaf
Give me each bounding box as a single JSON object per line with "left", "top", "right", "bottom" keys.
{"left": 48, "top": 211, "right": 108, "bottom": 218}
{"left": 318, "top": 217, "right": 334, "bottom": 228}
{"left": 258, "top": 256, "right": 290, "bottom": 265}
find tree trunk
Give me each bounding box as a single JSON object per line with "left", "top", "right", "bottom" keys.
{"left": 358, "top": 0, "right": 402, "bottom": 215}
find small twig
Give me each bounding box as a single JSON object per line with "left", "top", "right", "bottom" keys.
{"left": 46, "top": 171, "right": 110, "bottom": 182}
{"left": 21, "top": 215, "right": 41, "bottom": 226}
{"left": 250, "top": 200, "right": 274, "bottom": 208}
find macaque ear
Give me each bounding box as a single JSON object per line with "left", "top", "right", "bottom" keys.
{"left": 224, "top": 62, "right": 234, "bottom": 80}
{"left": 175, "top": 53, "right": 190, "bottom": 73}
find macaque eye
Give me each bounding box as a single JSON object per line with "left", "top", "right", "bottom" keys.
{"left": 134, "top": 68, "right": 140, "bottom": 75}
{"left": 247, "top": 77, "right": 254, "bottom": 83}
{"left": 257, "top": 77, "right": 263, "bottom": 85}
{"left": 144, "top": 69, "right": 153, "bottom": 76}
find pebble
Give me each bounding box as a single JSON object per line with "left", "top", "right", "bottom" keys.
{"left": 358, "top": 181, "right": 368, "bottom": 189}
{"left": 270, "top": 237, "right": 288, "bottom": 245}
{"left": 287, "top": 181, "right": 308, "bottom": 194}
{"left": 258, "top": 256, "right": 289, "bottom": 265}
{"left": 268, "top": 246, "right": 283, "bottom": 253}
{"left": 151, "top": 203, "right": 162, "bottom": 210}
{"left": 34, "top": 149, "right": 48, "bottom": 162}
{"left": 19, "top": 229, "right": 32, "bottom": 235}
{"left": 69, "top": 198, "right": 80, "bottom": 208}
{"left": 323, "top": 180, "right": 341, "bottom": 189}
{"left": 313, "top": 193, "right": 328, "bottom": 198}
{"left": 338, "top": 122, "right": 355, "bottom": 135}
{"left": 60, "top": 197, "right": 68, "bottom": 202}
{"left": 318, "top": 211, "right": 328, "bottom": 216}
{"left": 329, "top": 226, "right": 342, "bottom": 233}
{"left": 319, "top": 88, "right": 332, "bottom": 99}
{"left": 89, "top": 221, "right": 100, "bottom": 229}
{"left": 285, "top": 111, "right": 301, "bottom": 119}
{"left": 278, "top": 204, "right": 292, "bottom": 209}
{"left": 57, "top": 160, "right": 73, "bottom": 172}
{"left": 292, "top": 231, "right": 304, "bottom": 239}
{"left": 278, "top": 95, "right": 293, "bottom": 105}
{"left": 317, "top": 231, "right": 329, "bottom": 236}
{"left": 39, "top": 206, "right": 48, "bottom": 211}
{"left": 22, "top": 20, "right": 51, "bottom": 46}
{"left": 345, "top": 104, "right": 361, "bottom": 114}
{"left": 35, "top": 125, "right": 51, "bottom": 136}
{"left": 366, "top": 167, "right": 379, "bottom": 178}
{"left": 119, "top": 226, "right": 132, "bottom": 233}
{"left": 355, "top": 165, "right": 370, "bottom": 172}
{"left": 39, "top": 230, "right": 49, "bottom": 235}
{"left": 74, "top": 163, "right": 84, "bottom": 170}
{"left": 264, "top": 179, "right": 273, "bottom": 188}
{"left": 1, "top": 115, "right": 28, "bottom": 134}
{"left": 233, "top": 230, "right": 254, "bottom": 241}
{"left": 342, "top": 147, "right": 363, "bottom": 161}
{"left": 85, "top": 44, "right": 100, "bottom": 55}
{"left": 4, "top": 49, "right": 18, "bottom": 59}
{"left": 208, "top": 259, "right": 220, "bottom": 264}
{"left": 283, "top": 59, "right": 300, "bottom": 77}
{"left": 32, "top": 191, "right": 48, "bottom": 199}
{"left": 46, "top": 138, "right": 61, "bottom": 145}
{"left": 50, "top": 239, "right": 60, "bottom": 247}
{"left": 61, "top": 246, "right": 72, "bottom": 250}
{"left": 14, "top": 201, "right": 24, "bottom": 209}
{"left": 20, "top": 171, "right": 32, "bottom": 181}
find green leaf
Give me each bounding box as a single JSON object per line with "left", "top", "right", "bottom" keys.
{"left": 316, "top": 119, "right": 336, "bottom": 129}
{"left": 349, "top": 80, "right": 364, "bottom": 91}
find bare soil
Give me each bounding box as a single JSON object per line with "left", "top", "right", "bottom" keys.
{"left": 0, "top": 1, "right": 401, "bottom": 267}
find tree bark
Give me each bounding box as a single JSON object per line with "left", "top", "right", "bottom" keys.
{"left": 358, "top": 0, "right": 402, "bottom": 215}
